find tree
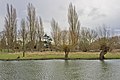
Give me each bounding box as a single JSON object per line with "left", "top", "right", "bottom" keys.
{"left": 51, "top": 3, "right": 80, "bottom": 59}
{"left": 4, "top": 4, "right": 17, "bottom": 52}
{"left": 0, "top": 31, "right": 6, "bottom": 51}
{"left": 110, "top": 36, "right": 120, "bottom": 50}
{"left": 20, "top": 19, "right": 27, "bottom": 57}
{"left": 27, "top": 3, "right": 36, "bottom": 51}
{"left": 68, "top": 3, "right": 80, "bottom": 51}
{"left": 51, "top": 18, "right": 61, "bottom": 51}
{"left": 51, "top": 19, "right": 70, "bottom": 59}
{"left": 60, "top": 30, "right": 70, "bottom": 59}
{"left": 43, "top": 34, "right": 52, "bottom": 50}
{"left": 79, "top": 27, "right": 97, "bottom": 52}
{"left": 35, "top": 17, "right": 44, "bottom": 51}
{"left": 97, "top": 25, "right": 110, "bottom": 60}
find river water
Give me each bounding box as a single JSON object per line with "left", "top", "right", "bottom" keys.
{"left": 0, "top": 60, "right": 120, "bottom": 80}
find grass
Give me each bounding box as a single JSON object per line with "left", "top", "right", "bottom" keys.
{"left": 0, "top": 51, "right": 120, "bottom": 60}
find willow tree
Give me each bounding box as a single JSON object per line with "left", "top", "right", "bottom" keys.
{"left": 51, "top": 19, "right": 69, "bottom": 59}
{"left": 27, "top": 3, "right": 36, "bottom": 51}
{"left": 68, "top": 3, "right": 80, "bottom": 51}
{"left": 60, "top": 30, "right": 70, "bottom": 59}
{"left": 4, "top": 4, "right": 17, "bottom": 52}
{"left": 98, "top": 26, "right": 110, "bottom": 60}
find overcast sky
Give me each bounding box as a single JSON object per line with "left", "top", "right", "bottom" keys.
{"left": 0, "top": 0, "right": 120, "bottom": 34}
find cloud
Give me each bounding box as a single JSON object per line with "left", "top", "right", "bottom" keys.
{"left": 88, "top": 8, "right": 100, "bottom": 16}
{"left": 78, "top": 7, "right": 107, "bottom": 20}
{"left": 78, "top": 9, "right": 85, "bottom": 16}
{"left": 88, "top": 7, "right": 107, "bottom": 20}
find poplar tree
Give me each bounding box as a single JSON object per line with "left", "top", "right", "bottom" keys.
{"left": 68, "top": 3, "right": 80, "bottom": 51}
{"left": 4, "top": 4, "right": 17, "bottom": 52}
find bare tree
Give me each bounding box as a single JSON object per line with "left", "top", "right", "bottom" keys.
{"left": 51, "top": 18, "right": 61, "bottom": 51}
{"left": 97, "top": 25, "right": 110, "bottom": 60}
{"left": 68, "top": 3, "right": 80, "bottom": 51}
{"left": 27, "top": 3, "right": 36, "bottom": 51}
{"left": 51, "top": 18, "right": 71, "bottom": 59}
{"left": 0, "top": 31, "right": 6, "bottom": 51}
{"left": 51, "top": 3, "right": 80, "bottom": 59}
{"left": 4, "top": 4, "right": 17, "bottom": 52}
{"left": 35, "top": 17, "right": 44, "bottom": 51}
{"left": 20, "top": 19, "right": 27, "bottom": 57}
{"left": 110, "top": 36, "right": 120, "bottom": 50}
{"left": 79, "top": 27, "right": 97, "bottom": 52}
{"left": 60, "top": 30, "right": 70, "bottom": 59}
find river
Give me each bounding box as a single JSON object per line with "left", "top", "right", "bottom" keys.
{"left": 0, "top": 60, "right": 120, "bottom": 80}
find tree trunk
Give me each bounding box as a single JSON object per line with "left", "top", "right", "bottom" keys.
{"left": 65, "top": 52, "right": 69, "bottom": 60}
{"left": 23, "top": 37, "right": 25, "bottom": 57}
{"left": 99, "top": 46, "right": 109, "bottom": 60}
{"left": 99, "top": 50, "right": 107, "bottom": 60}
{"left": 23, "top": 51, "right": 25, "bottom": 57}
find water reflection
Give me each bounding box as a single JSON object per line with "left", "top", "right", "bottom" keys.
{"left": 0, "top": 60, "right": 120, "bottom": 80}
{"left": 64, "top": 60, "right": 81, "bottom": 80}
{"left": 98, "top": 60, "right": 120, "bottom": 80}
{"left": 98, "top": 61, "right": 111, "bottom": 80}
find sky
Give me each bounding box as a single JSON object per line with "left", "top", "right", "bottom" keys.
{"left": 0, "top": 0, "right": 120, "bottom": 35}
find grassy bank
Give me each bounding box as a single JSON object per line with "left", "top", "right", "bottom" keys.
{"left": 0, "top": 51, "right": 120, "bottom": 60}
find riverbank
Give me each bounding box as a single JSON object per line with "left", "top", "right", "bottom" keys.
{"left": 1, "top": 58, "right": 120, "bottom": 61}
{"left": 0, "top": 51, "right": 120, "bottom": 61}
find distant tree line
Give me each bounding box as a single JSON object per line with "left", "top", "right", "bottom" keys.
{"left": 0, "top": 3, "right": 120, "bottom": 59}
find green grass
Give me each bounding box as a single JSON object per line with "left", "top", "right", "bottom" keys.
{"left": 105, "top": 52, "right": 120, "bottom": 59}
{"left": 69, "top": 53, "right": 99, "bottom": 59}
{"left": 22, "top": 54, "right": 64, "bottom": 59}
{"left": 0, "top": 53, "right": 22, "bottom": 59}
{"left": 0, "top": 52, "right": 120, "bottom": 60}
